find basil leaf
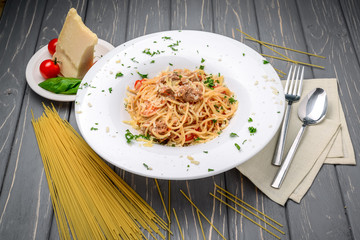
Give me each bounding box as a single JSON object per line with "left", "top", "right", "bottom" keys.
{"left": 38, "top": 77, "right": 82, "bottom": 95}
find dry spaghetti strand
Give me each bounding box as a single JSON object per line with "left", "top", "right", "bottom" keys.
{"left": 173, "top": 208, "right": 184, "bottom": 240}
{"left": 215, "top": 184, "right": 283, "bottom": 227}
{"left": 180, "top": 190, "right": 226, "bottom": 240}
{"left": 245, "top": 37, "right": 326, "bottom": 59}
{"left": 210, "top": 193, "right": 281, "bottom": 240}
{"left": 236, "top": 28, "right": 325, "bottom": 69}
{"left": 32, "top": 104, "right": 168, "bottom": 240}
{"left": 261, "top": 54, "right": 325, "bottom": 69}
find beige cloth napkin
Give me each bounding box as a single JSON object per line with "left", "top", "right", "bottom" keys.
{"left": 236, "top": 78, "right": 355, "bottom": 206}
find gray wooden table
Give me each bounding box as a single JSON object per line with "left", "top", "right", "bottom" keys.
{"left": 1, "top": 0, "right": 359, "bottom": 239}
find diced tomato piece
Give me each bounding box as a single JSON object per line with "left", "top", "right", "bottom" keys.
{"left": 185, "top": 133, "right": 195, "bottom": 142}
{"left": 134, "top": 79, "right": 145, "bottom": 90}
{"left": 142, "top": 104, "right": 158, "bottom": 116}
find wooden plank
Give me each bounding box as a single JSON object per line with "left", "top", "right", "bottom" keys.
{"left": 256, "top": 0, "right": 355, "bottom": 239}
{"left": 340, "top": 0, "right": 360, "bottom": 59}
{"left": 297, "top": 0, "right": 360, "bottom": 239}
{"left": 0, "top": 0, "right": 47, "bottom": 189}
{"left": 0, "top": 0, "right": 89, "bottom": 239}
{"left": 85, "top": 0, "right": 128, "bottom": 46}
{"left": 212, "top": 1, "right": 290, "bottom": 239}
{"left": 171, "top": 0, "right": 213, "bottom": 31}
{"left": 0, "top": 0, "right": 49, "bottom": 238}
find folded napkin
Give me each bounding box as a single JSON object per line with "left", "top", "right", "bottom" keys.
{"left": 236, "top": 78, "right": 355, "bottom": 206}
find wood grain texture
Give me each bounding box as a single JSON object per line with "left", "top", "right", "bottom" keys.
{"left": 254, "top": 0, "right": 353, "bottom": 239}
{"left": 296, "top": 0, "right": 360, "bottom": 239}
{"left": 1, "top": 0, "right": 360, "bottom": 239}
{"left": 0, "top": 0, "right": 86, "bottom": 239}
{"left": 85, "top": 0, "right": 128, "bottom": 46}
{"left": 171, "top": 0, "right": 213, "bottom": 31}
{"left": 340, "top": 0, "right": 360, "bottom": 61}
{"left": 0, "top": 0, "right": 47, "bottom": 190}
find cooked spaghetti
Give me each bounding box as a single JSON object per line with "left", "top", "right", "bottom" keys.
{"left": 125, "top": 68, "right": 238, "bottom": 146}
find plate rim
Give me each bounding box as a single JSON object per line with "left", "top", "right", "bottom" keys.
{"left": 75, "top": 30, "right": 285, "bottom": 180}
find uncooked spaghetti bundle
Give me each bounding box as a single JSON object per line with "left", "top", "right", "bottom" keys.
{"left": 32, "top": 104, "right": 168, "bottom": 240}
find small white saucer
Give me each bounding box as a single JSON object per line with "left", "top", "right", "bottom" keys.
{"left": 26, "top": 39, "right": 114, "bottom": 102}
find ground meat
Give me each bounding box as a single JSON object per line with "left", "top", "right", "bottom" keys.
{"left": 153, "top": 119, "right": 168, "bottom": 135}
{"left": 158, "top": 85, "right": 175, "bottom": 98}
{"left": 159, "top": 72, "right": 181, "bottom": 84}
{"left": 175, "top": 85, "right": 203, "bottom": 103}
{"left": 169, "top": 72, "right": 181, "bottom": 81}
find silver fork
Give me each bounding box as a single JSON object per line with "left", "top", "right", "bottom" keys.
{"left": 272, "top": 65, "right": 305, "bottom": 166}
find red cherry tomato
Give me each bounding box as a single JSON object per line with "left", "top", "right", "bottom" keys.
{"left": 39, "top": 59, "right": 60, "bottom": 79}
{"left": 48, "top": 38, "right": 58, "bottom": 55}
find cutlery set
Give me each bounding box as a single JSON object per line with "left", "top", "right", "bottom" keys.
{"left": 271, "top": 65, "right": 328, "bottom": 188}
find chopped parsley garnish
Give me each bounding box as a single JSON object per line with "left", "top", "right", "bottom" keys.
{"left": 143, "top": 163, "right": 152, "bottom": 170}
{"left": 162, "top": 36, "right": 172, "bottom": 40}
{"left": 201, "top": 58, "right": 205, "bottom": 63}
{"left": 90, "top": 127, "right": 98, "bottom": 131}
{"left": 115, "top": 72, "right": 123, "bottom": 78}
{"left": 229, "top": 97, "right": 237, "bottom": 104}
{"left": 204, "top": 77, "right": 215, "bottom": 89}
{"left": 125, "top": 129, "right": 151, "bottom": 143}
{"left": 150, "top": 60, "right": 155, "bottom": 64}
{"left": 203, "top": 151, "right": 208, "bottom": 154}
{"left": 137, "top": 72, "right": 148, "bottom": 79}
{"left": 169, "top": 63, "right": 173, "bottom": 66}
{"left": 243, "top": 53, "right": 245, "bottom": 56}
{"left": 263, "top": 60, "right": 269, "bottom": 64}
{"left": 199, "top": 65, "right": 205, "bottom": 70}
{"left": 108, "top": 87, "right": 113, "bottom": 93}
{"left": 168, "top": 40, "right": 181, "bottom": 51}
{"left": 195, "top": 137, "right": 202, "bottom": 141}
{"left": 248, "top": 117, "right": 253, "bottom": 122}
{"left": 230, "top": 132, "right": 239, "bottom": 137}
{"left": 235, "top": 143, "right": 241, "bottom": 151}
{"left": 143, "top": 48, "right": 162, "bottom": 56}
{"left": 208, "top": 168, "right": 214, "bottom": 172}
{"left": 212, "top": 119, "right": 217, "bottom": 123}
{"left": 131, "top": 57, "right": 139, "bottom": 63}
{"left": 248, "top": 127, "right": 257, "bottom": 135}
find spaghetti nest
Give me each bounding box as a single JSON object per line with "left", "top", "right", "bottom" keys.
{"left": 125, "top": 68, "right": 238, "bottom": 146}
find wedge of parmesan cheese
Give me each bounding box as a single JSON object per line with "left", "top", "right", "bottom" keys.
{"left": 53, "top": 8, "right": 98, "bottom": 79}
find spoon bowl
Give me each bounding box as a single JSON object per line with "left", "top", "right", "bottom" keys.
{"left": 271, "top": 88, "right": 328, "bottom": 189}
{"left": 298, "top": 88, "right": 328, "bottom": 125}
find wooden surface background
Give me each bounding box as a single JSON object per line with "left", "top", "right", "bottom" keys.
{"left": 0, "top": 0, "right": 359, "bottom": 239}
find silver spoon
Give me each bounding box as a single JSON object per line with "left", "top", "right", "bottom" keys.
{"left": 271, "top": 88, "right": 328, "bottom": 189}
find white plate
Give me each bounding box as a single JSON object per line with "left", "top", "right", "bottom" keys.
{"left": 26, "top": 39, "right": 114, "bottom": 102}
{"left": 75, "top": 30, "right": 285, "bottom": 180}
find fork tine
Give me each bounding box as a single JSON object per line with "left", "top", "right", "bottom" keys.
{"left": 292, "top": 66, "right": 301, "bottom": 95}
{"left": 297, "top": 66, "right": 305, "bottom": 96}
{"left": 288, "top": 65, "right": 297, "bottom": 94}
{"left": 284, "top": 65, "right": 293, "bottom": 94}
